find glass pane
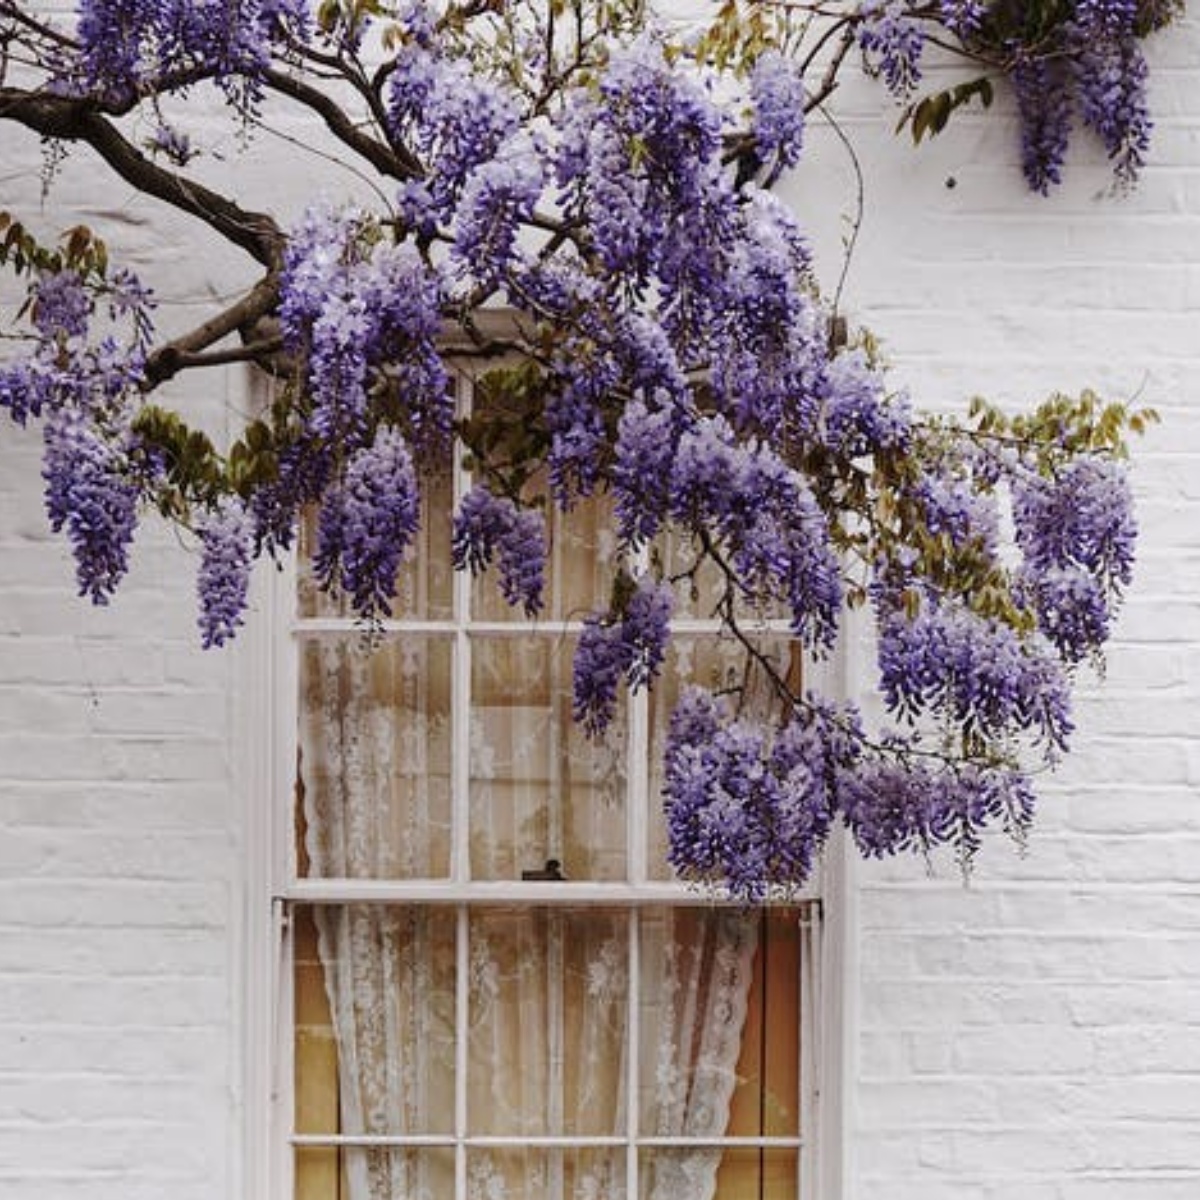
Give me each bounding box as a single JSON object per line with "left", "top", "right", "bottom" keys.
{"left": 640, "top": 1148, "right": 796, "bottom": 1200}
{"left": 723, "top": 909, "right": 802, "bottom": 1140}
{"left": 471, "top": 488, "right": 618, "bottom": 622}
{"left": 647, "top": 636, "right": 797, "bottom": 880}
{"left": 638, "top": 907, "right": 761, "bottom": 1139}
{"left": 293, "top": 905, "right": 457, "bottom": 1137}
{"left": 295, "top": 1146, "right": 454, "bottom": 1200}
{"left": 468, "top": 907, "right": 628, "bottom": 1136}
{"left": 469, "top": 1148, "right": 626, "bottom": 1200}
{"left": 297, "top": 465, "right": 455, "bottom": 620}
{"left": 299, "top": 636, "right": 452, "bottom": 879}
{"left": 470, "top": 635, "right": 626, "bottom": 881}
{"left": 465, "top": 1142, "right": 624, "bottom": 1200}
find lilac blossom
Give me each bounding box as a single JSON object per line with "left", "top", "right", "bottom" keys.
{"left": 315, "top": 426, "right": 421, "bottom": 619}
{"left": 197, "top": 498, "right": 254, "bottom": 647}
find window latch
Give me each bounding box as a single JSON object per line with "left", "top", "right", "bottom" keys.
{"left": 521, "top": 858, "right": 566, "bottom": 882}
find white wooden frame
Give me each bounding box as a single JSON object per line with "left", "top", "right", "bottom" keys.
{"left": 233, "top": 367, "right": 849, "bottom": 1200}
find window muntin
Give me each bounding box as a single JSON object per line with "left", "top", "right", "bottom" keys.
{"left": 284, "top": 376, "right": 818, "bottom": 1200}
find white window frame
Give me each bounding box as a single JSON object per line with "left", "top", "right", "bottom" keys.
{"left": 232, "top": 366, "right": 853, "bottom": 1200}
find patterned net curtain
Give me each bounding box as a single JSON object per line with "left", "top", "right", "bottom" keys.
{"left": 297, "top": 492, "right": 766, "bottom": 1200}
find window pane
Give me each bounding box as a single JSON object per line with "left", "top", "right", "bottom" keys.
{"left": 638, "top": 907, "right": 801, "bottom": 1139}
{"left": 297, "top": 467, "right": 454, "bottom": 620}
{"left": 647, "top": 637, "right": 797, "bottom": 880}
{"left": 470, "top": 489, "right": 617, "bottom": 622}
{"left": 470, "top": 636, "right": 626, "bottom": 881}
{"left": 299, "top": 636, "right": 452, "bottom": 879}
{"left": 468, "top": 907, "right": 627, "bottom": 1136}
{"left": 293, "top": 905, "right": 457, "bottom": 1137}
{"left": 469, "top": 1149, "right": 626, "bottom": 1200}
{"left": 640, "top": 1148, "right": 797, "bottom": 1200}
{"left": 295, "top": 1146, "right": 455, "bottom": 1200}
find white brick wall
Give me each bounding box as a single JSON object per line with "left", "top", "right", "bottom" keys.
{"left": 789, "top": 15, "right": 1200, "bottom": 1200}
{"left": 2, "top": 10, "right": 1199, "bottom": 1199}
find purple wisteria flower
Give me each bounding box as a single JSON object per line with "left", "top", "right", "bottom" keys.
{"left": 453, "top": 132, "right": 545, "bottom": 287}
{"left": 858, "top": 1, "right": 926, "bottom": 98}
{"left": 572, "top": 577, "right": 674, "bottom": 736}
{"left": 1074, "top": 34, "right": 1152, "bottom": 186}
{"left": 1075, "top": 0, "right": 1139, "bottom": 37}
{"left": 612, "top": 394, "right": 680, "bottom": 547}
{"left": 42, "top": 410, "right": 139, "bottom": 604}
{"left": 197, "top": 498, "right": 254, "bottom": 647}
{"left": 1013, "top": 458, "right": 1136, "bottom": 585}
{"left": 712, "top": 189, "right": 824, "bottom": 437}
{"left": 750, "top": 51, "right": 806, "bottom": 171}
{"left": 662, "top": 689, "right": 858, "bottom": 898}
{"left": 841, "top": 758, "right": 1036, "bottom": 861}
{"left": 915, "top": 470, "right": 999, "bottom": 554}
{"left": 314, "top": 426, "right": 421, "bottom": 620}
{"left": 1012, "top": 55, "right": 1073, "bottom": 194}
{"left": 557, "top": 36, "right": 724, "bottom": 283}
{"left": 670, "top": 416, "right": 842, "bottom": 647}
{"left": 1019, "top": 565, "right": 1112, "bottom": 663}
{"left": 876, "top": 593, "right": 1074, "bottom": 751}
{"left": 387, "top": 39, "right": 519, "bottom": 217}
{"left": 280, "top": 210, "right": 449, "bottom": 449}
{"left": 822, "top": 349, "right": 912, "bottom": 457}
{"left": 33, "top": 271, "right": 90, "bottom": 340}
{"left": 938, "top": 0, "right": 986, "bottom": 37}
{"left": 451, "top": 484, "right": 546, "bottom": 616}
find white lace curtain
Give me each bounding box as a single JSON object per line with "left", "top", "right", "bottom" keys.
{"left": 299, "top": 637, "right": 760, "bottom": 1200}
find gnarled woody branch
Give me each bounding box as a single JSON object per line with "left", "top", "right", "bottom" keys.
{"left": 0, "top": 86, "right": 284, "bottom": 268}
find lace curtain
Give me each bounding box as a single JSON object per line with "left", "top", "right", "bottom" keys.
{"left": 299, "top": 636, "right": 760, "bottom": 1200}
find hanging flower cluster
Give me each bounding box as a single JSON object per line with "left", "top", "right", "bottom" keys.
{"left": 0, "top": 0, "right": 1166, "bottom": 896}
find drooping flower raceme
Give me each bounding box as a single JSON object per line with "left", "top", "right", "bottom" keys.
{"left": 314, "top": 426, "right": 422, "bottom": 620}
{"left": 42, "top": 409, "right": 140, "bottom": 605}
{"left": 750, "top": 51, "right": 806, "bottom": 171}
{"left": 197, "top": 497, "right": 254, "bottom": 648}
{"left": 858, "top": 1, "right": 926, "bottom": 98}
{"left": 573, "top": 577, "right": 674, "bottom": 736}
{"left": 451, "top": 484, "right": 546, "bottom": 617}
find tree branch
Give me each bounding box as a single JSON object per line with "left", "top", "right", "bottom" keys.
{"left": 0, "top": 86, "right": 284, "bottom": 268}
{"left": 261, "top": 67, "right": 424, "bottom": 180}
{"left": 143, "top": 272, "right": 282, "bottom": 386}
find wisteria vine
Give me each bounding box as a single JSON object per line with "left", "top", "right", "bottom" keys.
{"left": 0, "top": 0, "right": 1170, "bottom": 896}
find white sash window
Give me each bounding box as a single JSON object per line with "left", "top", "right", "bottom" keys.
{"left": 275, "top": 377, "right": 822, "bottom": 1200}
